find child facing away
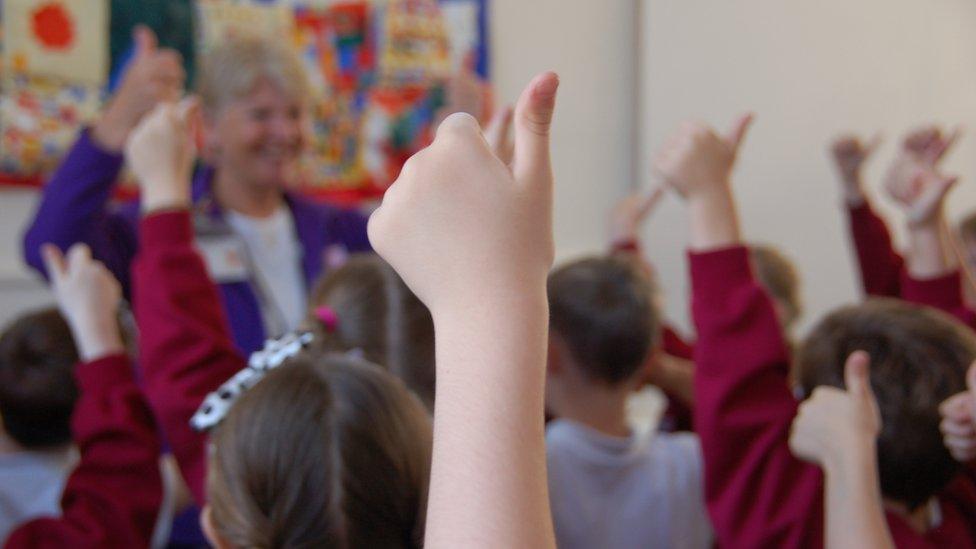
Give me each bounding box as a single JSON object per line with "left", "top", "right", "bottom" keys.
{"left": 126, "top": 69, "right": 561, "bottom": 548}
{"left": 654, "top": 114, "right": 976, "bottom": 547}
{"left": 3, "top": 245, "right": 163, "bottom": 548}
{"left": 544, "top": 255, "right": 712, "bottom": 549}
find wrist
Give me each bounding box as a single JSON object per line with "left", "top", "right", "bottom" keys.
{"left": 823, "top": 437, "right": 877, "bottom": 475}
{"left": 69, "top": 314, "right": 125, "bottom": 362}
{"left": 687, "top": 182, "right": 741, "bottom": 251}
{"left": 92, "top": 109, "right": 135, "bottom": 153}
{"left": 141, "top": 179, "right": 192, "bottom": 212}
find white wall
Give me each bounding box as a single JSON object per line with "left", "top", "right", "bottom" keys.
{"left": 639, "top": 0, "right": 976, "bottom": 335}
{"left": 0, "top": 190, "right": 52, "bottom": 327}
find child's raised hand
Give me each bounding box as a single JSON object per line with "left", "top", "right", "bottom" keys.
{"left": 939, "top": 362, "right": 976, "bottom": 463}
{"left": 125, "top": 98, "right": 199, "bottom": 212}
{"left": 93, "top": 26, "right": 186, "bottom": 151}
{"left": 41, "top": 243, "right": 124, "bottom": 361}
{"left": 654, "top": 114, "right": 753, "bottom": 200}
{"left": 883, "top": 152, "right": 957, "bottom": 227}
{"left": 368, "top": 72, "right": 559, "bottom": 314}
{"left": 789, "top": 351, "right": 882, "bottom": 467}
{"left": 903, "top": 125, "right": 961, "bottom": 165}
{"left": 830, "top": 134, "right": 880, "bottom": 205}
{"left": 609, "top": 186, "right": 664, "bottom": 245}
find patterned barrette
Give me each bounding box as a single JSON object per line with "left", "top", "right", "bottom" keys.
{"left": 190, "top": 331, "right": 315, "bottom": 432}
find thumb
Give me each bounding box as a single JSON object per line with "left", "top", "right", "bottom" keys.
{"left": 512, "top": 71, "right": 559, "bottom": 184}
{"left": 133, "top": 25, "right": 158, "bottom": 59}
{"left": 844, "top": 350, "right": 874, "bottom": 400}
{"left": 725, "top": 112, "right": 755, "bottom": 157}
{"left": 930, "top": 126, "right": 963, "bottom": 163}
{"left": 40, "top": 244, "right": 67, "bottom": 284}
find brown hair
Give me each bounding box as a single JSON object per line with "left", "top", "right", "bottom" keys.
{"left": 207, "top": 353, "right": 432, "bottom": 548}
{"left": 547, "top": 255, "right": 660, "bottom": 385}
{"left": 796, "top": 298, "right": 976, "bottom": 509}
{"left": 0, "top": 308, "right": 79, "bottom": 449}
{"left": 308, "top": 254, "right": 436, "bottom": 410}
{"left": 750, "top": 244, "right": 802, "bottom": 330}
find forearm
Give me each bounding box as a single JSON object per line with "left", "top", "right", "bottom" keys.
{"left": 906, "top": 215, "right": 955, "bottom": 279}
{"left": 823, "top": 443, "right": 893, "bottom": 549}
{"left": 688, "top": 185, "right": 742, "bottom": 251}
{"left": 425, "top": 287, "right": 554, "bottom": 549}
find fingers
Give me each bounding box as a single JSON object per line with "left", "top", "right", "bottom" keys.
{"left": 66, "top": 242, "right": 92, "bottom": 269}
{"left": 940, "top": 391, "right": 974, "bottom": 421}
{"left": 512, "top": 71, "right": 560, "bottom": 184}
{"left": 843, "top": 350, "right": 873, "bottom": 399}
{"left": 40, "top": 244, "right": 66, "bottom": 284}
{"left": 725, "top": 112, "right": 754, "bottom": 157}
{"left": 133, "top": 25, "right": 158, "bottom": 58}
{"left": 637, "top": 185, "right": 665, "bottom": 219}
{"left": 929, "top": 126, "right": 963, "bottom": 163}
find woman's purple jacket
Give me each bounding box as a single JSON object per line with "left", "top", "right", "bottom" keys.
{"left": 22, "top": 129, "right": 372, "bottom": 355}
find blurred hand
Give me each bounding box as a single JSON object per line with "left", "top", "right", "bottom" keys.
{"left": 939, "top": 362, "right": 976, "bottom": 463}
{"left": 789, "top": 351, "right": 881, "bottom": 467}
{"left": 883, "top": 152, "right": 957, "bottom": 228}
{"left": 93, "top": 26, "right": 186, "bottom": 152}
{"left": 903, "top": 125, "right": 961, "bottom": 165}
{"left": 125, "top": 98, "right": 199, "bottom": 212}
{"left": 368, "top": 72, "right": 559, "bottom": 313}
{"left": 830, "top": 134, "right": 880, "bottom": 205}
{"left": 609, "top": 186, "right": 664, "bottom": 244}
{"left": 41, "top": 243, "right": 124, "bottom": 361}
{"left": 654, "top": 114, "right": 753, "bottom": 200}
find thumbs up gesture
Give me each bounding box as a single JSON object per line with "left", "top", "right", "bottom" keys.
{"left": 939, "top": 362, "right": 976, "bottom": 463}
{"left": 93, "top": 26, "right": 187, "bottom": 151}
{"left": 368, "top": 72, "right": 559, "bottom": 313}
{"left": 654, "top": 113, "right": 753, "bottom": 200}
{"left": 789, "top": 351, "right": 882, "bottom": 466}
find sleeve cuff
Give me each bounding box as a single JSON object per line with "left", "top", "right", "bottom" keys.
{"left": 140, "top": 210, "right": 194, "bottom": 248}
{"left": 901, "top": 270, "right": 962, "bottom": 309}
{"left": 611, "top": 238, "right": 640, "bottom": 253}
{"left": 689, "top": 245, "right": 754, "bottom": 299}
{"left": 75, "top": 354, "right": 134, "bottom": 392}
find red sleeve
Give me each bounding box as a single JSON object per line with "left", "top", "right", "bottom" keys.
{"left": 133, "top": 210, "right": 245, "bottom": 504}
{"left": 900, "top": 270, "right": 976, "bottom": 330}
{"left": 690, "top": 246, "right": 824, "bottom": 548}
{"left": 848, "top": 202, "right": 905, "bottom": 298}
{"left": 5, "top": 355, "right": 162, "bottom": 549}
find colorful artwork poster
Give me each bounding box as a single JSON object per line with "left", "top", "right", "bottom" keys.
{"left": 0, "top": 0, "right": 490, "bottom": 204}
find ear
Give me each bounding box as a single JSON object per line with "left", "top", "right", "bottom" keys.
{"left": 201, "top": 505, "right": 233, "bottom": 549}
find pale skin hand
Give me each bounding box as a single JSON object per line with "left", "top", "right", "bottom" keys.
{"left": 92, "top": 26, "right": 186, "bottom": 152}
{"left": 939, "top": 361, "right": 976, "bottom": 463}
{"left": 369, "top": 71, "right": 559, "bottom": 549}
{"left": 608, "top": 185, "right": 664, "bottom": 245}
{"left": 789, "top": 351, "right": 894, "bottom": 549}
{"left": 124, "top": 99, "right": 200, "bottom": 213}
{"left": 830, "top": 134, "right": 881, "bottom": 207}
{"left": 653, "top": 114, "right": 753, "bottom": 250}
{"left": 41, "top": 243, "right": 124, "bottom": 362}
{"left": 483, "top": 104, "right": 514, "bottom": 166}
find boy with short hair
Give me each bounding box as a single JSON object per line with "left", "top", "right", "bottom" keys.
{"left": 544, "top": 255, "right": 712, "bottom": 549}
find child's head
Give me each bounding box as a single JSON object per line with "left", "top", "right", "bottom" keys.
{"left": 0, "top": 308, "right": 79, "bottom": 450}
{"left": 546, "top": 256, "right": 660, "bottom": 406}
{"left": 795, "top": 299, "right": 976, "bottom": 510}
{"left": 750, "top": 244, "right": 802, "bottom": 331}
{"left": 308, "top": 254, "right": 436, "bottom": 410}
{"left": 204, "top": 353, "right": 432, "bottom": 548}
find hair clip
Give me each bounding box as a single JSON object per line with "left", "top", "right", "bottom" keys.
{"left": 315, "top": 305, "right": 339, "bottom": 333}
{"left": 190, "top": 331, "right": 314, "bottom": 432}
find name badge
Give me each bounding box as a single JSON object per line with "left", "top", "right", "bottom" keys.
{"left": 196, "top": 232, "right": 250, "bottom": 283}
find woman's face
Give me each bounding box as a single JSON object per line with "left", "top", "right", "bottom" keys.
{"left": 206, "top": 79, "right": 309, "bottom": 190}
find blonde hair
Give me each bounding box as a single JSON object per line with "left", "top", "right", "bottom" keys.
{"left": 750, "top": 244, "right": 802, "bottom": 329}
{"left": 196, "top": 35, "right": 311, "bottom": 115}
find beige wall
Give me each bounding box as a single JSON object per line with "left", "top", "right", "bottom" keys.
{"left": 638, "top": 0, "right": 976, "bottom": 335}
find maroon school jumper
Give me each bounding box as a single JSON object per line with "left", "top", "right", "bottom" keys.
{"left": 133, "top": 211, "right": 246, "bottom": 504}
{"left": 848, "top": 202, "right": 905, "bottom": 298}
{"left": 690, "top": 246, "right": 976, "bottom": 548}
{"left": 4, "top": 355, "right": 162, "bottom": 548}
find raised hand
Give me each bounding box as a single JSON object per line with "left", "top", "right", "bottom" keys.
{"left": 484, "top": 105, "right": 514, "bottom": 166}
{"left": 830, "top": 134, "right": 881, "bottom": 205}
{"left": 789, "top": 351, "right": 881, "bottom": 467}
{"left": 93, "top": 26, "right": 186, "bottom": 152}
{"left": 608, "top": 186, "right": 664, "bottom": 245}
{"left": 41, "top": 243, "right": 124, "bottom": 362}
{"left": 368, "top": 72, "right": 559, "bottom": 313}
{"left": 654, "top": 113, "right": 753, "bottom": 199}
{"left": 124, "top": 98, "right": 200, "bottom": 212}
{"left": 883, "top": 153, "right": 957, "bottom": 228}
{"left": 940, "top": 362, "right": 976, "bottom": 463}
{"left": 903, "top": 125, "right": 961, "bottom": 165}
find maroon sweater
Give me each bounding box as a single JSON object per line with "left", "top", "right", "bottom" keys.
{"left": 133, "top": 211, "right": 246, "bottom": 504}
{"left": 691, "top": 245, "right": 976, "bottom": 548}
{"left": 4, "top": 355, "right": 162, "bottom": 548}
{"left": 848, "top": 202, "right": 905, "bottom": 298}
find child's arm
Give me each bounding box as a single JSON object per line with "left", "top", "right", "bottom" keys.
{"left": 368, "top": 72, "right": 559, "bottom": 549}
{"left": 790, "top": 351, "right": 894, "bottom": 549}
{"left": 830, "top": 135, "right": 907, "bottom": 298}
{"left": 655, "top": 115, "right": 825, "bottom": 547}
{"left": 127, "top": 100, "right": 245, "bottom": 504}
{"left": 21, "top": 27, "right": 184, "bottom": 296}
{"left": 6, "top": 244, "right": 162, "bottom": 548}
